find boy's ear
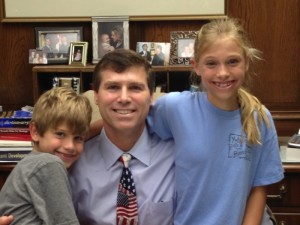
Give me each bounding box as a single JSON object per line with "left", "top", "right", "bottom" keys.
{"left": 30, "top": 122, "right": 39, "bottom": 142}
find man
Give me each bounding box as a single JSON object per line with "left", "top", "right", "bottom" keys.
{"left": 139, "top": 43, "right": 151, "bottom": 63}
{"left": 68, "top": 49, "right": 175, "bottom": 224}
{"left": 151, "top": 44, "right": 165, "bottom": 66}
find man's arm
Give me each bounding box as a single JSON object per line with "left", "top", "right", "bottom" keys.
{"left": 0, "top": 215, "right": 13, "bottom": 225}
{"left": 242, "top": 186, "right": 267, "bottom": 225}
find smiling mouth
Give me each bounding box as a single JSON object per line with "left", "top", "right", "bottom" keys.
{"left": 114, "top": 109, "right": 134, "bottom": 114}
{"left": 55, "top": 151, "right": 75, "bottom": 160}
{"left": 213, "top": 81, "right": 235, "bottom": 88}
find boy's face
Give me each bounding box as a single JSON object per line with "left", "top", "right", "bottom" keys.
{"left": 30, "top": 123, "right": 85, "bottom": 168}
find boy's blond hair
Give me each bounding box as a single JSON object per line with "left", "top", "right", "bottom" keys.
{"left": 31, "top": 87, "right": 92, "bottom": 138}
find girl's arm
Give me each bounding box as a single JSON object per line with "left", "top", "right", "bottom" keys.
{"left": 242, "top": 186, "right": 267, "bottom": 225}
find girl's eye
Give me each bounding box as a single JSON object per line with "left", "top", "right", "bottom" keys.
{"left": 228, "top": 58, "right": 239, "bottom": 65}
{"left": 206, "top": 61, "right": 217, "bottom": 67}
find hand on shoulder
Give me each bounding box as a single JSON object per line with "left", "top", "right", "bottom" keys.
{"left": 0, "top": 215, "right": 13, "bottom": 225}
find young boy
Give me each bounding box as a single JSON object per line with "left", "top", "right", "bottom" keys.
{"left": 0, "top": 87, "right": 92, "bottom": 225}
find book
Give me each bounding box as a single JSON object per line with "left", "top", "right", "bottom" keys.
{"left": 0, "top": 117, "right": 31, "bottom": 128}
{"left": 280, "top": 146, "right": 300, "bottom": 162}
{"left": 0, "top": 140, "right": 32, "bottom": 147}
{"left": 0, "top": 127, "right": 30, "bottom": 134}
{"left": 0, "top": 148, "right": 31, "bottom": 162}
{"left": 53, "top": 77, "right": 80, "bottom": 94}
{"left": 0, "top": 134, "right": 31, "bottom": 141}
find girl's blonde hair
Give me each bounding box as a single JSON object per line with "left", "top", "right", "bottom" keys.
{"left": 194, "top": 18, "right": 270, "bottom": 145}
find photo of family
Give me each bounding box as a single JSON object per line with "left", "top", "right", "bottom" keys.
{"left": 28, "top": 49, "right": 48, "bottom": 64}
{"left": 92, "top": 17, "right": 129, "bottom": 64}
{"left": 35, "top": 27, "right": 83, "bottom": 64}
{"left": 136, "top": 42, "right": 170, "bottom": 66}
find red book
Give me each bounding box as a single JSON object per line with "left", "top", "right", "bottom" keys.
{"left": 0, "top": 127, "right": 30, "bottom": 134}
{"left": 0, "top": 134, "right": 31, "bottom": 141}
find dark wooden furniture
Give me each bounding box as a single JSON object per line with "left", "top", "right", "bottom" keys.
{"left": 32, "top": 64, "right": 192, "bottom": 103}
{"left": 267, "top": 163, "right": 300, "bottom": 225}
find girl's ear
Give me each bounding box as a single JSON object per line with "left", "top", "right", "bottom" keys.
{"left": 29, "top": 122, "right": 39, "bottom": 142}
{"left": 191, "top": 57, "right": 201, "bottom": 77}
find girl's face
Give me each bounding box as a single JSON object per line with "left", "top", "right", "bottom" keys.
{"left": 193, "top": 38, "right": 249, "bottom": 111}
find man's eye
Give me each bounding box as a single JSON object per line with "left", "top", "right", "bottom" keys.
{"left": 107, "top": 85, "right": 119, "bottom": 90}
{"left": 130, "top": 86, "right": 143, "bottom": 91}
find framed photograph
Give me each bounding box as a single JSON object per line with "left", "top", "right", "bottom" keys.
{"left": 92, "top": 16, "right": 129, "bottom": 64}
{"left": 69, "top": 42, "right": 88, "bottom": 67}
{"left": 29, "top": 49, "right": 48, "bottom": 64}
{"left": 35, "top": 27, "right": 83, "bottom": 64}
{"left": 136, "top": 42, "right": 170, "bottom": 66}
{"left": 169, "top": 31, "right": 197, "bottom": 65}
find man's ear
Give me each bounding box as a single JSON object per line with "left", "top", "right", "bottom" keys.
{"left": 29, "top": 122, "right": 39, "bottom": 142}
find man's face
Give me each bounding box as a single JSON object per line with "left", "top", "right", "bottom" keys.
{"left": 95, "top": 66, "right": 152, "bottom": 137}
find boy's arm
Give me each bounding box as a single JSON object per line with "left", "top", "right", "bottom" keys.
{"left": 0, "top": 215, "right": 13, "bottom": 225}
{"left": 86, "top": 119, "right": 103, "bottom": 140}
{"left": 242, "top": 186, "right": 267, "bottom": 225}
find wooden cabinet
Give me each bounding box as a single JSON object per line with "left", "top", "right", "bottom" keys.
{"left": 267, "top": 164, "right": 300, "bottom": 225}
{"left": 32, "top": 65, "right": 192, "bottom": 102}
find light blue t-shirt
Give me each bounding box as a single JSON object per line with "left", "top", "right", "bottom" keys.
{"left": 69, "top": 127, "right": 175, "bottom": 225}
{"left": 147, "top": 91, "right": 284, "bottom": 225}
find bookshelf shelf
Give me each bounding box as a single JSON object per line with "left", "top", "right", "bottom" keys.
{"left": 32, "top": 64, "right": 193, "bottom": 102}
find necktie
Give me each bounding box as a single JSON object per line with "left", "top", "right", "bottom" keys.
{"left": 117, "top": 153, "right": 138, "bottom": 225}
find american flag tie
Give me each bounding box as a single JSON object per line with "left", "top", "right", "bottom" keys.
{"left": 117, "top": 153, "right": 138, "bottom": 225}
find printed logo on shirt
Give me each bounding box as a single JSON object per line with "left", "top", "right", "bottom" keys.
{"left": 228, "top": 133, "right": 251, "bottom": 161}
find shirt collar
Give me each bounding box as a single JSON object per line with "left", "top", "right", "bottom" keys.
{"left": 99, "top": 128, "right": 151, "bottom": 170}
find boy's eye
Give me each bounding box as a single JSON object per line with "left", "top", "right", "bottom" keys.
{"left": 74, "top": 136, "right": 84, "bottom": 142}
{"left": 55, "top": 131, "right": 65, "bottom": 138}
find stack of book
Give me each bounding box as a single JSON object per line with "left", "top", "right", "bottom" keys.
{"left": 0, "top": 108, "right": 32, "bottom": 162}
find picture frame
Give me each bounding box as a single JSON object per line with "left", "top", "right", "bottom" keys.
{"left": 29, "top": 49, "right": 48, "bottom": 64}
{"left": 136, "top": 42, "right": 171, "bottom": 66}
{"left": 35, "top": 27, "right": 83, "bottom": 64}
{"left": 92, "top": 16, "right": 129, "bottom": 64}
{"left": 68, "top": 42, "right": 88, "bottom": 67}
{"left": 169, "top": 31, "right": 197, "bottom": 65}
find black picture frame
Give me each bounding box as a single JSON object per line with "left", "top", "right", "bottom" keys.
{"left": 35, "top": 27, "right": 83, "bottom": 64}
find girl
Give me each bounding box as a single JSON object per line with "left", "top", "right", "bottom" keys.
{"left": 147, "top": 18, "right": 284, "bottom": 225}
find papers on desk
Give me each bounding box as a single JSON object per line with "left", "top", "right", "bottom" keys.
{"left": 280, "top": 146, "right": 300, "bottom": 163}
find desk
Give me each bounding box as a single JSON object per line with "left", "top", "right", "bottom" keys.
{"left": 1, "top": 163, "right": 300, "bottom": 224}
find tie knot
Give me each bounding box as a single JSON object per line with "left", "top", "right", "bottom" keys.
{"left": 120, "top": 153, "right": 132, "bottom": 168}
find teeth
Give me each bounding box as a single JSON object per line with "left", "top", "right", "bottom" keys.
{"left": 215, "top": 81, "right": 232, "bottom": 88}
{"left": 115, "top": 110, "right": 132, "bottom": 114}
